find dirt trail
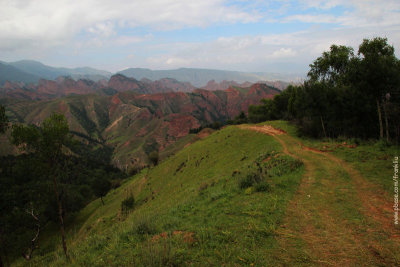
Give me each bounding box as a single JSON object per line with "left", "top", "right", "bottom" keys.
{"left": 305, "top": 145, "right": 397, "bottom": 235}
{"left": 238, "top": 125, "right": 292, "bottom": 158}
{"left": 239, "top": 125, "right": 286, "bottom": 136}
{"left": 241, "top": 124, "right": 400, "bottom": 266}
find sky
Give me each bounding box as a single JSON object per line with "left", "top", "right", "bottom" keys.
{"left": 1, "top": 0, "right": 399, "bottom": 75}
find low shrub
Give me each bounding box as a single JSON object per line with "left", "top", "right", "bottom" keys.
{"left": 239, "top": 173, "right": 262, "bottom": 189}
{"left": 255, "top": 181, "right": 270, "bottom": 192}
{"left": 136, "top": 221, "right": 157, "bottom": 236}
{"left": 375, "top": 139, "right": 392, "bottom": 151}
{"left": 121, "top": 194, "right": 135, "bottom": 215}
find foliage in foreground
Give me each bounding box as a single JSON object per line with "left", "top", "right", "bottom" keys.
{"left": 0, "top": 114, "right": 126, "bottom": 263}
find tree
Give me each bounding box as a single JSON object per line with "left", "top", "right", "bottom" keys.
{"left": 357, "top": 37, "right": 400, "bottom": 140}
{"left": 93, "top": 176, "right": 111, "bottom": 205}
{"left": 308, "top": 44, "right": 354, "bottom": 86}
{"left": 11, "top": 113, "right": 71, "bottom": 259}
{"left": 148, "top": 151, "right": 159, "bottom": 166}
{"left": 248, "top": 99, "right": 276, "bottom": 123}
{"left": 246, "top": 37, "right": 399, "bottom": 141}
{"left": 232, "top": 111, "right": 248, "bottom": 124}
{"left": 0, "top": 105, "right": 8, "bottom": 134}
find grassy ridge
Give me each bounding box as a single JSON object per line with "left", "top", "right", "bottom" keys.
{"left": 11, "top": 121, "right": 400, "bottom": 266}
{"left": 18, "top": 125, "right": 304, "bottom": 266}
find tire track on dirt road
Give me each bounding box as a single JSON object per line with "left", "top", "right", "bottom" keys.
{"left": 240, "top": 124, "right": 400, "bottom": 266}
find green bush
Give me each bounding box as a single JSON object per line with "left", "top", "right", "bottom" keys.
{"left": 136, "top": 221, "right": 156, "bottom": 236}
{"left": 127, "top": 165, "right": 141, "bottom": 176}
{"left": 148, "top": 151, "right": 159, "bottom": 166}
{"left": 255, "top": 181, "right": 271, "bottom": 192}
{"left": 121, "top": 194, "right": 135, "bottom": 213}
{"left": 239, "top": 175, "right": 254, "bottom": 189}
{"left": 239, "top": 173, "right": 262, "bottom": 189}
{"left": 375, "top": 139, "right": 392, "bottom": 151}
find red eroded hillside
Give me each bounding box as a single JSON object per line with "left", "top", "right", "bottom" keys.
{"left": 107, "top": 74, "right": 144, "bottom": 93}
{"left": 2, "top": 81, "right": 280, "bottom": 169}
{"left": 0, "top": 74, "right": 197, "bottom": 99}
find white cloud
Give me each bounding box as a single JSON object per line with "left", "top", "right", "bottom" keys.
{"left": 87, "top": 22, "right": 115, "bottom": 37}
{"left": 114, "top": 34, "right": 153, "bottom": 46}
{"left": 295, "top": 0, "right": 400, "bottom": 27}
{"left": 1, "top": 0, "right": 399, "bottom": 74}
{"left": 0, "top": 0, "right": 258, "bottom": 51}
{"left": 271, "top": 48, "right": 297, "bottom": 58}
{"left": 142, "top": 24, "right": 400, "bottom": 73}
{"left": 165, "top": 57, "right": 192, "bottom": 66}
{"left": 283, "top": 14, "right": 338, "bottom": 24}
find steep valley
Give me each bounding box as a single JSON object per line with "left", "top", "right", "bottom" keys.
{"left": 1, "top": 83, "right": 280, "bottom": 169}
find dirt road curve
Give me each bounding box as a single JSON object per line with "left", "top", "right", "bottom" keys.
{"left": 238, "top": 125, "right": 286, "bottom": 136}
{"left": 240, "top": 124, "right": 400, "bottom": 267}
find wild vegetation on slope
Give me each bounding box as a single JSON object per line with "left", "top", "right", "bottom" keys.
{"left": 12, "top": 125, "right": 304, "bottom": 266}
{"left": 0, "top": 114, "right": 126, "bottom": 263}
{"left": 8, "top": 121, "right": 399, "bottom": 266}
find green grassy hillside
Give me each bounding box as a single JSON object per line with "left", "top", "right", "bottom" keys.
{"left": 10, "top": 121, "right": 400, "bottom": 266}
{"left": 15, "top": 125, "right": 304, "bottom": 266}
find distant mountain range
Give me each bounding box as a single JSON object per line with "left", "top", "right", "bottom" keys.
{"left": 0, "top": 60, "right": 301, "bottom": 88}
{"left": 118, "top": 67, "right": 300, "bottom": 87}
{"left": 0, "top": 74, "right": 253, "bottom": 100}
{"left": 0, "top": 60, "right": 112, "bottom": 85}
{"left": 0, "top": 62, "right": 40, "bottom": 85}
{"left": 1, "top": 83, "right": 280, "bottom": 169}
{"left": 0, "top": 59, "right": 290, "bottom": 170}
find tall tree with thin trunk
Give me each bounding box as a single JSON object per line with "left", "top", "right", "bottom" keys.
{"left": 358, "top": 37, "right": 399, "bottom": 140}
{"left": 307, "top": 45, "right": 354, "bottom": 137}
{"left": 11, "top": 114, "right": 71, "bottom": 259}
{"left": 383, "top": 97, "right": 390, "bottom": 142}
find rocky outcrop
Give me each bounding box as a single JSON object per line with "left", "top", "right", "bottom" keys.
{"left": 107, "top": 74, "right": 145, "bottom": 93}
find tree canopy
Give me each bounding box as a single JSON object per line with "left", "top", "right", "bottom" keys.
{"left": 1, "top": 113, "right": 125, "bottom": 262}
{"left": 248, "top": 37, "right": 400, "bottom": 142}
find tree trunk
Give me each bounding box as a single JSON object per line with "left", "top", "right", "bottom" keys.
{"left": 52, "top": 175, "right": 68, "bottom": 259}
{"left": 22, "top": 209, "right": 40, "bottom": 261}
{"left": 320, "top": 116, "right": 327, "bottom": 138}
{"left": 377, "top": 99, "right": 384, "bottom": 139}
{"left": 383, "top": 101, "right": 390, "bottom": 142}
